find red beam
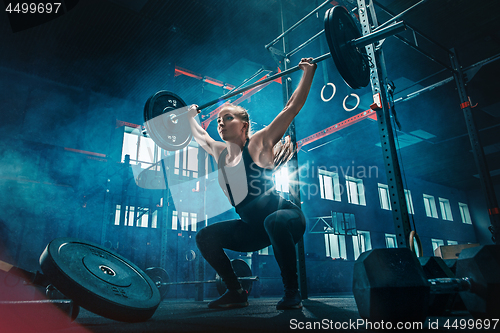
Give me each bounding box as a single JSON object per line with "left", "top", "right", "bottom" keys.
{"left": 64, "top": 147, "right": 107, "bottom": 158}
{"left": 174, "top": 67, "right": 202, "bottom": 80}
{"left": 297, "top": 109, "right": 377, "bottom": 151}
{"left": 200, "top": 79, "right": 274, "bottom": 130}
{"left": 175, "top": 66, "right": 236, "bottom": 91}
{"left": 116, "top": 120, "right": 141, "bottom": 129}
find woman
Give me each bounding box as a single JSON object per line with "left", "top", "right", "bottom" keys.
{"left": 188, "top": 58, "right": 316, "bottom": 310}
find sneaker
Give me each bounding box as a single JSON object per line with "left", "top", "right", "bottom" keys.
{"left": 208, "top": 289, "right": 249, "bottom": 309}
{"left": 276, "top": 289, "right": 302, "bottom": 310}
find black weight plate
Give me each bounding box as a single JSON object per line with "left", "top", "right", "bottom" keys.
{"left": 324, "top": 6, "right": 370, "bottom": 89}
{"left": 456, "top": 245, "right": 500, "bottom": 319}
{"left": 145, "top": 267, "right": 170, "bottom": 299}
{"left": 216, "top": 259, "right": 253, "bottom": 296}
{"left": 143, "top": 90, "right": 192, "bottom": 151}
{"left": 39, "top": 238, "right": 160, "bottom": 323}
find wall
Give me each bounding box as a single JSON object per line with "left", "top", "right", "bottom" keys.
{"left": 298, "top": 154, "right": 479, "bottom": 259}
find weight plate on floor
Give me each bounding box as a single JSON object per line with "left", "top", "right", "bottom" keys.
{"left": 216, "top": 259, "right": 253, "bottom": 296}
{"left": 324, "top": 6, "right": 370, "bottom": 89}
{"left": 145, "top": 267, "right": 170, "bottom": 299}
{"left": 39, "top": 238, "right": 161, "bottom": 323}
{"left": 143, "top": 90, "right": 192, "bottom": 151}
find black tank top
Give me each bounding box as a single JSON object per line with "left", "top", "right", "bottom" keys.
{"left": 218, "top": 139, "right": 281, "bottom": 212}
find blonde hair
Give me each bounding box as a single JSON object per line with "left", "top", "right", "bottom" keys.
{"left": 220, "top": 103, "right": 252, "bottom": 138}
{"left": 220, "top": 103, "right": 295, "bottom": 170}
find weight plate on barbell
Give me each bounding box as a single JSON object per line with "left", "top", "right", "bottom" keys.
{"left": 216, "top": 259, "right": 253, "bottom": 296}
{"left": 324, "top": 6, "right": 370, "bottom": 89}
{"left": 145, "top": 267, "right": 170, "bottom": 300}
{"left": 39, "top": 238, "right": 161, "bottom": 323}
{"left": 143, "top": 90, "right": 192, "bottom": 151}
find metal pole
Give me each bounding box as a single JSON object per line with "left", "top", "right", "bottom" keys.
{"left": 351, "top": 21, "right": 406, "bottom": 48}
{"left": 373, "top": 0, "right": 450, "bottom": 54}
{"left": 278, "top": 0, "right": 308, "bottom": 299}
{"left": 287, "top": 29, "right": 325, "bottom": 58}
{"left": 195, "top": 53, "right": 330, "bottom": 111}
{"left": 265, "top": 0, "right": 331, "bottom": 49}
{"left": 449, "top": 49, "right": 500, "bottom": 244}
{"left": 190, "top": 24, "right": 408, "bottom": 112}
{"left": 358, "top": 0, "right": 412, "bottom": 248}
{"left": 374, "top": 0, "right": 428, "bottom": 31}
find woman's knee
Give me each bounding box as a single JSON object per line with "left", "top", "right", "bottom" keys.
{"left": 264, "top": 210, "right": 305, "bottom": 239}
{"left": 196, "top": 227, "right": 211, "bottom": 249}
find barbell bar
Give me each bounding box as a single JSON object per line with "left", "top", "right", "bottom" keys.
{"left": 144, "top": 6, "right": 405, "bottom": 151}
{"left": 145, "top": 259, "right": 257, "bottom": 299}
{"left": 180, "top": 17, "right": 406, "bottom": 114}
{"left": 159, "top": 276, "right": 259, "bottom": 286}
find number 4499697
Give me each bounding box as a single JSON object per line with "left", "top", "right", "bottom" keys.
{"left": 5, "top": 3, "right": 62, "bottom": 14}
{"left": 444, "top": 318, "right": 498, "bottom": 330}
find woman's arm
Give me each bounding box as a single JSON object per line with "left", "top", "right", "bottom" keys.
{"left": 187, "top": 105, "right": 223, "bottom": 159}
{"left": 255, "top": 58, "right": 317, "bottom": 148}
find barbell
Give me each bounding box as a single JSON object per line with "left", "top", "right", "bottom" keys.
{"left": 144, "top": 259, "right": 258, "bottom": 300}
{"left": 1, "top": 238, "right": 259, "bottom": 323}
{"left": 143, "top": 6, "right": 406, "bottom": 152}
{"left": 352, "top": 245, "right": 500, "bottom": 322}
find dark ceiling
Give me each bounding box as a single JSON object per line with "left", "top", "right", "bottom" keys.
{"left": 1, "top": 0, "right": 500, "bottom": 193}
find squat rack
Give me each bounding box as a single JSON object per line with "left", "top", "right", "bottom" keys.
{"left": 264, "top": 0, "right": 500, "bottom": 297}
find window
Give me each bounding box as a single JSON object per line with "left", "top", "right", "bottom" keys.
{"left": 423, "top": 194, "right": 438, "bottom": 218}
{"left": 439, "top": 198, "right": 453, "bottom": 221}
{"left": 172, "top": 211, "right": 197, "bottom": 231}
{"left": 431, "top": 238, "right": 445, "bottom": 254}
{"left": 447, "top": 240, "right": 458, "bottom": 245}
{"left": 405, "top": 190, "right": 414, "bottom": 214}
{"left": 121, "top": 127, "right": 162, "bottom": 170}
{"left": 385, "top": 234, "right": 397, "bottom": 248}
{"left": 346, "top": 176, "right": 366, "bottom": 205}
{"left": 174, "top": 146, "right": 198, "bottom": 177}
{"left": 324, "top": 232, "right": 347, "bottom": 259}
{"left": 258, "top": 247, "right": 271, "bottom": 255}
{"left": 114, "top": 205, "right": 155, "bottom": 228}
{"left": 378, "top": 184, "right": 391, "bottom": 210}
{"left": 353, "top": 231, "right": 372, "bottom": 260}
{"left": 319, "top": 169, "right": 341, "bottom": 201}
{"left": 459, "top": 203, "right": 472, "bottom": 224}
{"left": 274, "top": 166, "right": 289, "bottom": 193}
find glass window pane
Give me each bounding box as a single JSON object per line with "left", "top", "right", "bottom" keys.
{"left": 324, "top": 176, "right": 334, "bottom": 200}
{"left": 319, "top": 175, "right": 325, "bottom": 199}
{"left": 115, "top": 205, "right": 121, "bottom": 225}
{"left": 122, "top": 132, "right": 138, "bottom": 162}
{"left": 138, "top": 136, "right": 156, "bottom": 164}
{"left": 459, "top": 203, "right": 471, "bottom": 224}
{"left": 348, "top": 181, "right": 359, "bottom": 204}
{"left": 333, "top": 174, "right": 341, "bottom": 201}
{"left": 172, "top": 211, "right": 178, "bottom": 230}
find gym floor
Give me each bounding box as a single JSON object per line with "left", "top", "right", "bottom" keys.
{"left": 7, "top": 295, "right": 490, "bottom": 333}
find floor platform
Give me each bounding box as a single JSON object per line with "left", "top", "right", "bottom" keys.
{"left": 3, "top": 295, "right": 491, "bottom": 332}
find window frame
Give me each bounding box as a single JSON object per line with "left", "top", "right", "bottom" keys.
{"left": 423, "top": 194, "right": 439, "bottom": 218}
{"left": 459, "top": 202, "right": 472, "bottom": 224}
{"left": 318, "top": 169, "right": 341, "bottom": 201}
{"left": 385, "top": 233, "right": 397, "bottom": 248}
{"left": 439, "top": 197, "right": 454, "bottom": 221}
{"left": 345, "top": 175, "right": 366, "bottom": 206}
{"left": 378, "top": 183, "right": 391, "bottom": 210}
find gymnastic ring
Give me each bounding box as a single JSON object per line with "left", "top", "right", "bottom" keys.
{"left": 321, "top": 83, "right": 336, "bottom": 102}
{"left": 343, "top": 93, "right": 360, "bottom": 111}
{"left": 409, "top": 230, "right": 423, "bottom": 257}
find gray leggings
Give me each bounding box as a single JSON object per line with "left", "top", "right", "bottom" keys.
{"left": 196, "top": 201, "right": 306, "bottom": 291}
